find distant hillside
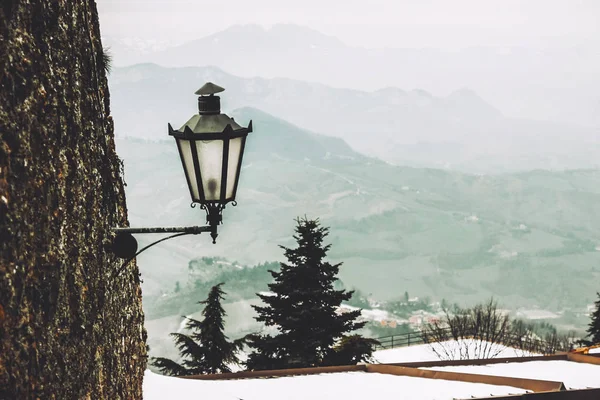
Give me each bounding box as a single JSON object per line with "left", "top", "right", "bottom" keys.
{"left": 109, "top": 63, "right": 600, "bottom": 173}
{"left": 104, "top": 23, "right": 600, "bottom": 128}
{"left": 116, "top": 108, "right": 600, "bottom": 313}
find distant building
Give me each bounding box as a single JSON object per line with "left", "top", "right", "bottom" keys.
{"left": 409, "top": 315, "right": 423, "bottom": 327}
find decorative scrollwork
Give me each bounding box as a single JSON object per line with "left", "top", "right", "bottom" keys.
{"left": 231, "top": 200, "right": 238, "bottom": 207}
{"left": 190, "top": 202, "right": 198, "bottom": 208}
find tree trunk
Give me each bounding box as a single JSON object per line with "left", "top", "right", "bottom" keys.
{"left": 0, "top": 1, "right": 146, "bottom": 398}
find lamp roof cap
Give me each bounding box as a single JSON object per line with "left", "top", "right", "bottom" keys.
{"left": 195, "top": 82, "right": 225, "bottom": 96}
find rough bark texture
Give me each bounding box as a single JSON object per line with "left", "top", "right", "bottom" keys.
{"left": 0, "top": 1, "right": 146, "bottom": 399}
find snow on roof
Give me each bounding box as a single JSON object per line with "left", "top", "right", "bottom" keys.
{"left": 337, "top": 304, "right": 395, "bottom": 322}
{"left": 373, "top": 339, "right": 538, "bottom": 364}
{"left": 143, "top": 339, "right": 597, "bottom": 399}
{"left": 143, "top": 370, "right": 526, "bottom": 400}
{"left": 516, "top": 309, "right": 560, "bottom": 320}
{"left": 423, "top": 360, "right": 600, "bottom": 390}
{"left": 374, "top": 343, "right": 442, "bottom": 363}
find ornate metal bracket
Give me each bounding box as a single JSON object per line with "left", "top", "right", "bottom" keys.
{"left": 112, "top": 225, "right": 213, "bottom": 256}
{"left": 109, "top": 203, "right": 229, "bottom": 279}
{"left": 109, "top": 225, "right": 213, "bottom": 280}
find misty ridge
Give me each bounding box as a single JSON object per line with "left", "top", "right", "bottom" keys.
{"left": 102, "top": 23, "right": 600, "bottom": 351}
{"left": 103, "top": 23, "right": 600, "bottom": 128}
{"left": 109, "top": 63, "right": 599, "bottom": 174}
{"left": 105, "top": 24, "right": 600, "bottom": 174}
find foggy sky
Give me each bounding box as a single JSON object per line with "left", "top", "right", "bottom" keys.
{"left": 97, "top": 0, "right": 599, "bottom": 49}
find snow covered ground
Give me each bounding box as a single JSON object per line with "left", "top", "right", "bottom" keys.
{"left": 373, "top": 339, "right": 538, "bottom": 364}
{"left": 143, "top": 341, "right": 597, "bottom": 399}
{"left": 423, "top": 360, "right": 600, "bottom": 390}
{"left": 143, "top": 370, "right": 527, "bottom": 400}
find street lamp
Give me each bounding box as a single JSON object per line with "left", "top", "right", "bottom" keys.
{"left": 169, "top": 82, "right": 252, "bottom": 241}
{"left": 111, "top": 83, "right": 252, "bottom": 263}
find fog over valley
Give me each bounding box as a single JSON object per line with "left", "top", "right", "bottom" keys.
{"left": 97, "top": 0, "right": 600, "bottom": 355}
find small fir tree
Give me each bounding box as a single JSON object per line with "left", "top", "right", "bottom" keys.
{"left": 323, "top": 335, "right": 380, "bottom": 366}
{"left": 246, "top": 217, "right": 368, "bottom": 370}
{"left": 196, "top": 283, "right": 241, "bottom": 374}
{"left": 586, "top": 292, "right": 600, "bottom": 345}
{"left": 151, "top": 283, "right": 240, "bottom": 375}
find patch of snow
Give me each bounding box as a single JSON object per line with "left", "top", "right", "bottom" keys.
{"left": 424, "top": 360, "right": 600, "bottom": 390}
{"left": 338, "top": 305, "right": 403, "bottom": 324}
{"left": 587, "top": 304, "right": 597, "bottom": 312}
{"left": 466, "top": 215, "right": 479, "bottom": 222}
{"left": 374, "top": 344, "right": 440, "bottom": 364}
{"left": 143, "top": 370, "right": 526, "bottom": 400}
{"left": 500, "top": 250, "right": 518, "bottom": 258}
{"left": 373, "top": 339, "right": 539, "bottom": 364}
{"left": 176, "top": 316, "right": 192, "bottom": 334}
{"left": 361, "top": 308, "right": 392, "bottom": 322}
{"left": 488, "top": 244, "right": 518, "bottom": 259}
{"left": 516, "top": 309, "right": 560, "bottom": 320}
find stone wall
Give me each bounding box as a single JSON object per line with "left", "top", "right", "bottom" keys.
{"left": 0, "top": 1, "right": 146, "bottom": 398}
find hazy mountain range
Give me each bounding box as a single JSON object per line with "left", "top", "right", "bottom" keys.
{"left": 116, "top": 107, "right": 600, "bottom": 315}
{"left": 105, "top": 27, "right": 600, "bottom": 338}
{"left": 109, "top": 63, "right": 600, "bottom": 173}
{"left": 103, "top": 23, "right": 600, "bottom": 128}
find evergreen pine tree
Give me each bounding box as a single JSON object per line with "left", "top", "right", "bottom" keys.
{"left": 323, "top": 335, "right": 381, "bottom": 366}
{"left": 151, "top": 283, "right": 240, "bottom": 375}
{"left": 246, "top": 217, "right": 368, "bottom": 370}
{"left": 195, "top": 283, "right": 240, "bottom": 373}
{"left": 586, "top": 292, "right": 600, "bottom": 345}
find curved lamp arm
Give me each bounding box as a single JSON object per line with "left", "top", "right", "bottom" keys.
{"left": 110, "top": 225, "right": 213, "bottom": 281}
{"left": 112, "top": 226, "right": 213, "bottom": 235}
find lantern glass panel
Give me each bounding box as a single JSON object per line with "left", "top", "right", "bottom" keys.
{"left": 177, "top": 139, "right": 200, "bottom": 200}
{"left": 225, "top": 137, "right": 243, "bottom": 199}
{"left": 196, "top": 139, "right": 224, "bottom": 201}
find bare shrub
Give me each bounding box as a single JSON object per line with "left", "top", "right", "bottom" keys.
{"left": 508, "top": 319, "right": 576, "bottom": 354}
{"left": 422, "top": 299, "right": 512, "bottom": 360}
